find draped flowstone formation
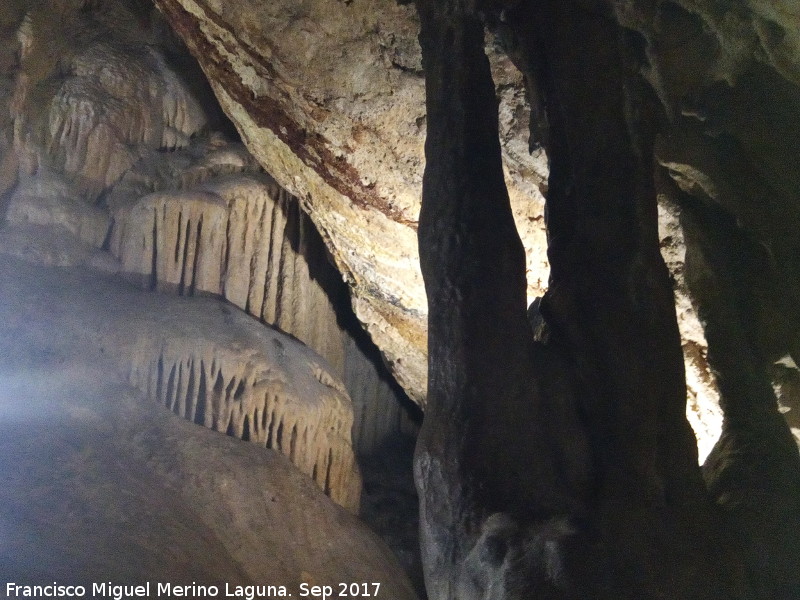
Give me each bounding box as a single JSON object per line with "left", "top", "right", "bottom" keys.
{"left": 110, "top": 171, "right": 416, "bottom": 456}
{"left": 127, "top": 318, "right": 361, "bottom": 511}
{"left": 1, "top": 0, "right": 415, "bottom": 460}
{"left": 0, "top": 253, "right": 363, "bottom": 511}
{"left": 0, "top": 262, "right": 416, "bottom": 595}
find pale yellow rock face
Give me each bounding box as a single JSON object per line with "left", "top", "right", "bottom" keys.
{"left": 154, "top": 0, "right": 550, "bottom": 404}
{"left": 658, "top": 203, "right": 723, "bottom": 463}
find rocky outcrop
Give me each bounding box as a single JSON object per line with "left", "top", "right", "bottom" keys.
{"left": 2, "top": 0, "right": 800, "bottom": 595}
{"left": 147, "top": 0, "right": 743, "bottom": 459}
{"left": 2, "top": 0, "right": 759, "bottom": 463}
{"left": 619, "top": 0, "right": 800, "bottom": 452}
{"left": 658, "top": 200, "right": 724, "bottom": 461}
{"left": 151, "top": 0, "right": 800, "bottom": 461}
{"left": 3, "top": 0, "right": 797, "bottom": 495}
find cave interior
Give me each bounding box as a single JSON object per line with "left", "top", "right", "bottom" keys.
{"left": 0, "top": 0, "right": 799, "bottom": 599}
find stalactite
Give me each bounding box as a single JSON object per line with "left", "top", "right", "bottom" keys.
{"left": 111, "top": 173, "right": 416, "bottom": 456}
{"left": 128, "top": 335, "right": 361, "bottom": 512}
{"left": 10, "top": 5, "right": 208, "bottom": 201}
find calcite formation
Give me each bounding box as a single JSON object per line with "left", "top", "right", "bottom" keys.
{"left": 0, "top": 222, "right": 119, "bottom": 270}
{"left": 1, "top": 0, "right": 415, "bottom": 462}
{"left": 10, "top": 2, "right": 210, "bottom": 199}
{"left": 128, "top": 324, "right": 360, "bottom": 511}
{"left": 2, "top": 0, "right": 798, "bottom": 490}
{"left": 0, "top": 254, "right": 362, "bottom": 511}
{"left": 111, "top": 174, "right": 340, "bottom": 355}
{"left": 111, "top": 170, "right": 416, "bottom": 456}
{"left": 5, "top": 170, "right": 110, "bottom": 246}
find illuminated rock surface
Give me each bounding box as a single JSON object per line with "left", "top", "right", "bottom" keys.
{"left": 0, "top": 0, "right": 765, "bottom": 458}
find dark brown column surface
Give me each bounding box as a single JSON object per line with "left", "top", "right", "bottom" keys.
{"left": 413, "top": 1, "right": 800, "bottom": 598}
